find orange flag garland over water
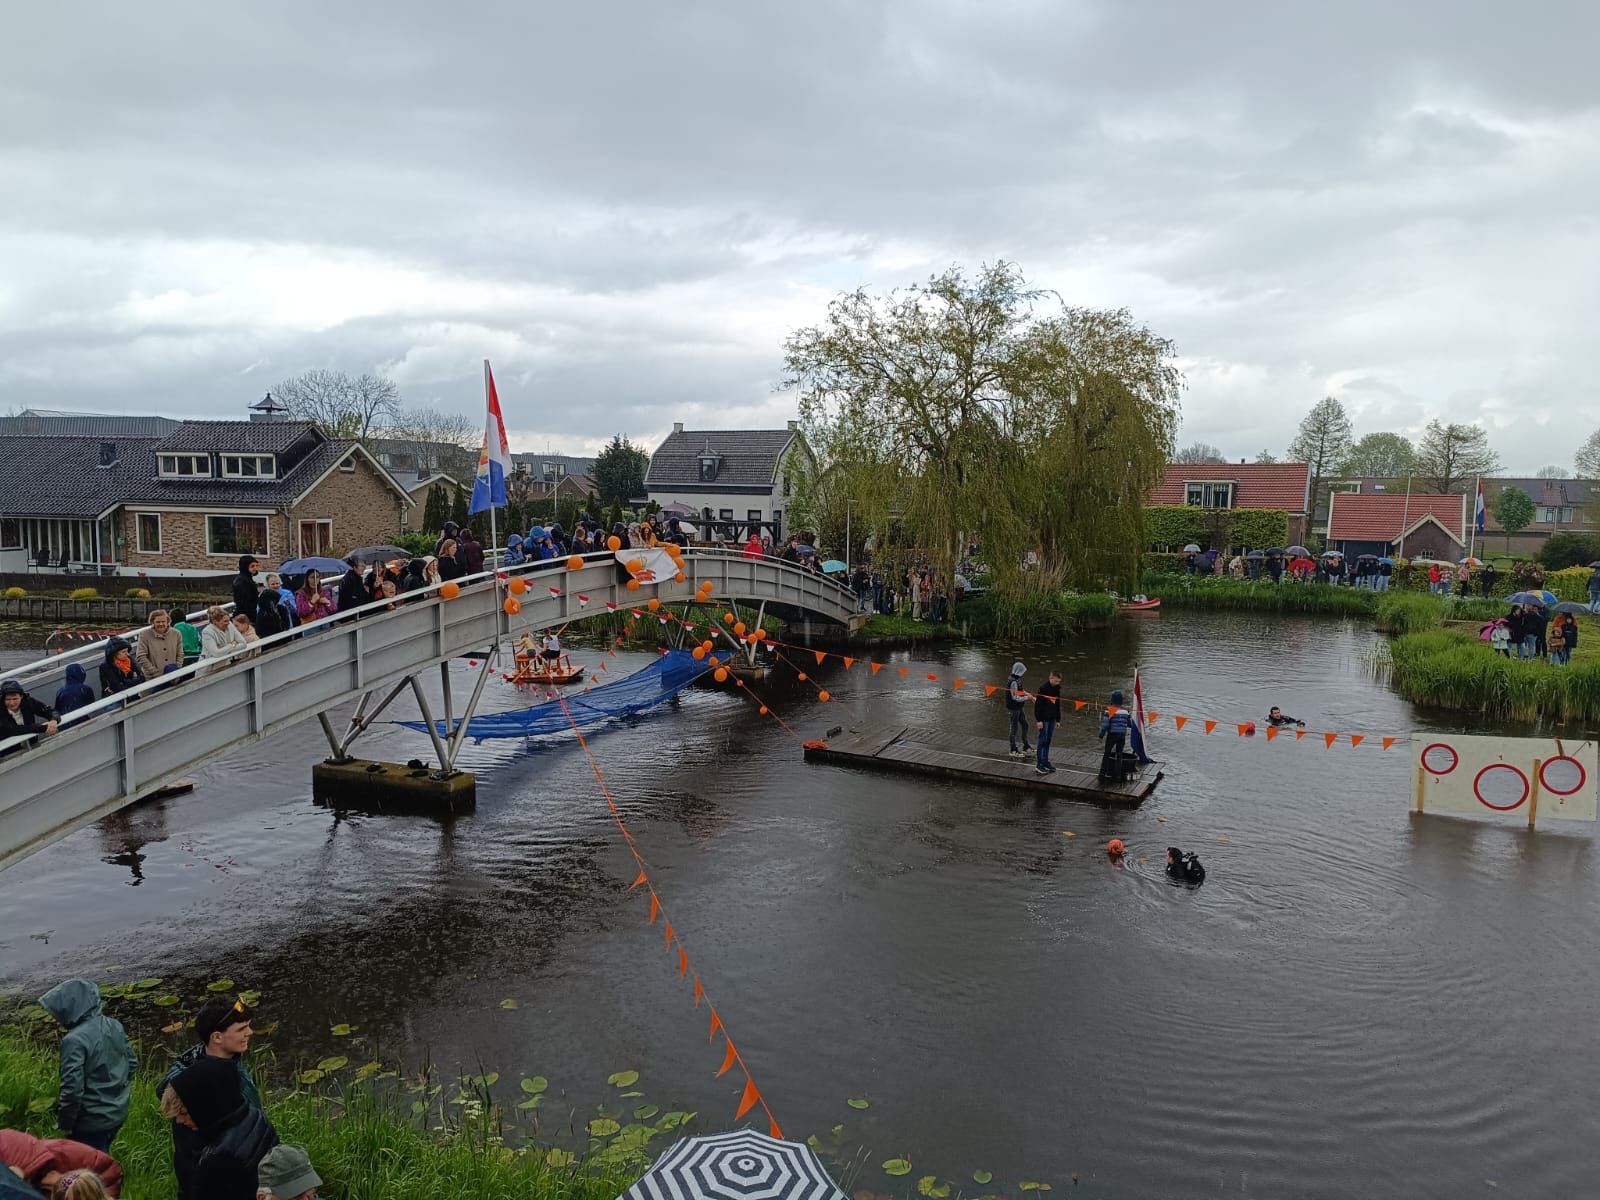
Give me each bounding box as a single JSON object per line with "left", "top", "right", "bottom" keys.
{"left": 717, "top": 1039, "right": 739, "bottom": 1077}
{"left": 1204, "top": 720, "right": 1217, "bottom": 735}
{"left": 1324, "top": 732, "right": 1338, "bottom": 748}
{"left": 736, "top": 1078, "right": 761, "bottom": 1120}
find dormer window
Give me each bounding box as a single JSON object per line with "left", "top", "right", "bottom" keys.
{"left": 698, "top": 447, "right": 722, "bottom": 483}
{"left": 221, "top": 454, "right": 276, "bottom": 479}
{"left": 159, "top": 453, "right": 211, "bottom": 478}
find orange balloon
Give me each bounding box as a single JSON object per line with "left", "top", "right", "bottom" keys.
{"left": 753, "top": 628, "right": 766, "bottom": 641}
{"left": 674, "top": 572, "right": 686, "bottom": 582}
{"left": 440, "top": 582, "right": 461, "bottom": 600}
{"left": 508, "top": 577, "right": 527, "bottom": 595}
{"left": 759, "top": 705, "right": 769, "bottom": 715}
{"left": 818, "top": 690, "right": 831, "bottom": 702}
{"left": 735, "top": 679, "right": 745, "bottom": 688}
{"left": 626, "top": 579, "right": 640, "bottom": 591}
{"left": 607, "top": 535, "right": 622, "bottom": 552}
{"left": 723, "top": 613, "right": 735, "bottom": 624}
{"left": 626, "top": 557, "right": 644, "bottom": 573}
{"left": 798, "top": 671, "right": 808, "bottom": 681}
{"left": 746, "top": 632, "right": 759, "bottom": 644}
{"left": 733, "top": 621, "right": 746, "bottom": 636}
{"left": 567, "top": 555, "right": 584, "bottom": 570}
{"left": 701, "top": 640, "right": 714, "bottom": 652}
{"left": 692, "top": 646, "right": 707, "bottom": 660}
{"left": 503, "top": 596, "right": 521, "bottom": 615}
{"left": 713, "top": 667, "right": 729, "bottom": 682}
{"left": 647, "top": 597, "right": 660, "bottom": 611}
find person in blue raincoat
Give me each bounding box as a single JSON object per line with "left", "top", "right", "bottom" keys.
{"left": 503, "top": 533, "right": 527, "bottom": 566}
{"left": 38, "top": 979, "right": 138, "bottom": 1152}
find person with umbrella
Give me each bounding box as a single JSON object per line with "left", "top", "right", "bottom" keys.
{"left": 1182, "top": 543, "right": 1201, "bottom": 575}
{"left": 1245, "top": 549, "right": 1264, "bottom": 580}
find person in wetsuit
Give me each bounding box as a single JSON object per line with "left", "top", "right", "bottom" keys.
{"left": 1265, "top": 706, "right": 1304, "bottom": 727}
{"left": 1166, "top": 846, "right": 1205, "bottom": 884}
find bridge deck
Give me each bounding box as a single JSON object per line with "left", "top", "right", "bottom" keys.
{"left": 804, "top": 723, "right": 1162, "bottom": 805}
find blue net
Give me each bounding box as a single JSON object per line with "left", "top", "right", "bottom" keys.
{"left": 396, "top": 649, "right": 710, "bottom": 742}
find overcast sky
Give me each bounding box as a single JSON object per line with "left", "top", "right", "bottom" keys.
{"left": 2, "top": 1, "right": 1595, "bottom": 470}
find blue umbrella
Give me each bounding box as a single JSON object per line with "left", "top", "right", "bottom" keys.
{"left": 821, "top": 559, "right": 849, "bottom": 573}
{"left": 1507, "top": 591, "right": 1553, "bottom": 606}
{"left": 278, "top": 556, "right": 348, "bottom": 576}
{"left": 1378, "top": 557, "right": 1395, "bottom": 566}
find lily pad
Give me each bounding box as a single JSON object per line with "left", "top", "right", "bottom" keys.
{"left": 500, "top": 998, "right": 519, "bottom": 1009}
{"left": 205, "top": 978, "right": 235, "bottom": 992}
{"left": 355, "top": 1061, "right": 382, "bottom": 1081}
{"left": 517, "top": 1096, "right": 543, "bottom": 1109}
{"left": 520, "top": 1076, "right": 549, "bottom": 1094}
{"left": 633, "top": 1104, "right": 660, "bottom": 1120}
{"left": 330, "top": 1023, "right": 356, "bottom": 1036}
{"left": 973, "top": 1171, "right": 993, "bottom": 1186}
{"left": 239, "top": 990, "right": 261, "bottom": 1005}
{"left": 807, "top": 1135, "right": 823, "bottom": 1151}
{"left": 607, "top": 1069, "right": 640, "bottom": 1088}
{"left": 410, "top": 1100, "right": 426, "bottom": 1115}
{"left": 917, "top": 1176, "right": 951, "bottom": 1198}
{"left": 847, "top": 1097, "right": 870, "bottom": 1109}
{"left": 298, "top": 1069, "right": 324, "bottom": 1084}
{"left": 883, "top": 1159, "right": 912, "bottom": 1177}
{"left": 660, "top": 1111, "right": 695, "bottom": 1129}
{"left": 316, "top": 1056, "right": 348, "bottom": 1072}
{"left": 1019, "top": 1184, "right": 1050, "bottom": 1192}
{"left": 152, "top": 995, "right": 181, "bottom": 1007}
{"left": 468, "top": 1072, "right": 499, "bottom": 1087}
{"left": 134, "top": 977, "right": 163, "bottom": 988}
{"left": 546, "top": 1148, "right": 574, "bottom": 1168}
{"left": 588, "top": 1117, "right": 621, "bottom": 1137}
{"left": 620, "top": 1090, "right": 644, "bottom": 1098}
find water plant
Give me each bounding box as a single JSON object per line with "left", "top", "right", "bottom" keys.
{"left": 1385, "top": 629, "right": 1600, "bottom": 722}
{"left": 1146, "top": 577, "right": 1376, "bottom": 616}
{"left": 959, "top": 591, "right": 1116, "bottom": 640}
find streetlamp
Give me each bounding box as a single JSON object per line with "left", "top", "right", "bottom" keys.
{"left": 844, "top": 499, "right": 858, "bottom": 573}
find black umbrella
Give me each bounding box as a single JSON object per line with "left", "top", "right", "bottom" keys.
{"left": 1245, "top": 550, "right": 1266, "bottom": 560}
{"left": 620, "top": 1130, "right": 847, "bottom": 1200}
{"left": 1286, "top": 545, "right": 1311, "bottom": 557}
{"left": 1589, "top": 561, "right": 1600, "bottom": 569}
{"left": 1264, "top": 546, "right": 1287, "bottom": 555}
{"left": 345, "top": 545, "right": 413, "bottom": 563}
{"left": 1551, "top": 601, "right": 1590, "bottom": 615}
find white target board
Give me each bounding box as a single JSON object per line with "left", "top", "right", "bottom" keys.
{"left": 1414, "top": 735, "right": 1597, "bottom": 824}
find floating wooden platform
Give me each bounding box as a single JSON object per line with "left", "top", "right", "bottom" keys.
{"left": 803, "top": 724, "right": 1162, "bottom": 805}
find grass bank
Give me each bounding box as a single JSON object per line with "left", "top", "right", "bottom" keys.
{"left": 1385, "top": 628, "right": 1600, "bottom": 721}
{"left": 958, "top": 592, "right": 1117, "bottom": 640}
{"left": 1145, "top": 577, "right": 1376, "bottom": 616}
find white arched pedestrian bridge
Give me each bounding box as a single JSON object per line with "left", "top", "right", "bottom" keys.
{"left": 0, "top": 550, "right": 862, "bottom": 872}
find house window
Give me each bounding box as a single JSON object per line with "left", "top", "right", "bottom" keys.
{"left": 544, "top": 461, "right": 564, "bottom": 479}
{"left": 1184, "top": 481, "right": 1235, "bottom": 508}
{"left": 135, "top": 513, "right": 161, "bottom": 554}
{"left": 158, "top": 453, "right": 211, "bottom": 477}
{"left": 747, "top": 509, "right": 763, "bottom": 524}
{"left": 0, "top": 518, "right": 20, "bottom": 550}
{"left": 1536, "top": 506, "right": 1573, "bottom": 523}
{"left": 220, "top": 454, "right": 276, "bottom": 479}
{"left": 338, "top": 456, "right": 356, "bottom": 473}
{"left": 206, "top": 515, "right": 270, "bottom": 557}
{"left": 299, "top": 519, "right": 333, "bottom": 556}
{"left": 719, "top": 509, "right": 734, "bottom": 521}
{"left": 699, "top": 458, "right": 719, "bottom": 483}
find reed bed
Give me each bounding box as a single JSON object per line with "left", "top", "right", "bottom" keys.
{"left": 1385, "top": 630, "right": 1600, "bottom": 722}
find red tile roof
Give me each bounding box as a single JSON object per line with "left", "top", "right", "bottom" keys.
{"left": 1327, "top": 493, "right": 1468, "bottom": 543}
{"left": 1149, "top": 463, "right": 1312, "bottom": 512}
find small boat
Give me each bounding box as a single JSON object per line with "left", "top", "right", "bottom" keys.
{"left": 510, "top": 652, "right": 588, "bottom": 686}
{"left": 1118, "top": 596, "right": 1161, "bottom": 612}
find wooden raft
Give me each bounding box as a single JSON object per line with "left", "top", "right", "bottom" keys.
{"left": 803, "top": 723, "right": 1162, "bottom": 805}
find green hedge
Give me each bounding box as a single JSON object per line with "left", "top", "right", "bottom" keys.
{"left": 1143, "top": 506, "right": 1288, "bottom": 550}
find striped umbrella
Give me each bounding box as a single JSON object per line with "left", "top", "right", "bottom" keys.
{"left": 619, "top": 1130, "right": 846, "bottom": 1200}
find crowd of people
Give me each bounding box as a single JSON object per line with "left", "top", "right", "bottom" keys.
{"left": 1486, "top": 602, "right": 1582, "bottom": 664}
{"left": 3, "top": 983, "right": 320, "bottom": 1200}
{"left": 845, "top": 562, "right": 959, "bottom": 621}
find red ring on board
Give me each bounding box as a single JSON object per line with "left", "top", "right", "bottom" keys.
{"left": 1473, "top": 763, "right": 1529, "bottom": 811}
{"left": 1538, "top": 756, "right": 1587, "bottom": 797}
{"left": 1421, "top": 743, "right": 1459, "bottom": 775}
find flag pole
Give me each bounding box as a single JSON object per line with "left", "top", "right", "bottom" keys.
{"left": 484, "top": 359, "right": 501, "bottom": 659}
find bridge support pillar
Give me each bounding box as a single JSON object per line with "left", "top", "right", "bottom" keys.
{"left": 312, "top": 758, "right": 475, "bottom": 813}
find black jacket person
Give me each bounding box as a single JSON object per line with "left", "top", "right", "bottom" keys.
{"left": 230, "top": 555, "right": 260, "bottom": 622}
{"left": 162, "top": 1056, "right": 276, "bottom": 1200}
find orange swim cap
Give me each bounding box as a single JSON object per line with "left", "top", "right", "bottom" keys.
{"left": 1107, "top": 838, "right": 1125, "bottom": 856}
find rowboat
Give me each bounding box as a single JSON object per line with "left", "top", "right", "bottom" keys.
{"left": 510, "top": 653, "right": 588, "bottom": 686}
{"left": 1118, "top": 596, "right": 1161, "bottom": 612}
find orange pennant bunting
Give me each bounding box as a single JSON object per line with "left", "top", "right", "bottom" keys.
{"left": 693, "top": 976, "right": 704, "bottom": 1007}
{"left": 1266, "top": 726, "right": 1279, "bottom": 741}
{"left": 708, "top": 1009, "right": 723, "bottom": 1041}
{"left": 648, "top": 893, "right": 660, "bottom": 923}
{"left": 1174, "top": 716, "right": 1187, "bottom": 731}
{"left": 599, "top": 661, "right": 608, "bottom": 671}
{"left": 664, "top": 920, "right": 674, "bottom": 949}
{"left": 953, "top": 678, "right": 965, "bottom": 689}
{"left": 843, "top": 657, "right": 855, "bottom": 670}
{"left": 1146, "top": 711, "right": 1159, "bottom": 722}
{"left": 716, "top": 1038, "right": 739, "bottom": 1077}
{"left": 984, "top": 684, "right": 997, "bottom": 697}
{"left": 1382, "top": 736, "right": 1395, "bottom": 751}
{"left": 814, "top": 650, "right": 827, "bottom": 665}
{"left": 735, "top": 1077, "right": 761, "bottom": 1120}
{"left": 1074, "top": 700, "right": 1086, "bottom": 710}
{"left": 870, "top": 662, "right": 882, "bottom": 674}
{"left": 1236, "top": 723, "right": 1249, "bottom": 736}
{"left": 898, "top": 667, "right": 909, "bottom": 676}
{"left": 1204, "top": 720, "right": 1217, "bottom": 735}
{"left": 1324, "top": 732, "right": 1337, "bottom": 748}
{"left": 769, "top": 1114, "right": 783, "bottom": 1139}
{"left": 1350, "top": 734, "right": 1364, "bottom": 748}
{"left": 678, "top": 946, "right": 688, "bottom": 976}
{"left": 926, "top": 673, "right": 939, "bottom": 681}
{"left": 1108, "top": 706, "right": 1121, "bottom": 716}
{"left": 630, "top": 869, "right": 648, "bottom": 889}
{"left": 1295, "top": 729, "right": 1306, "bottom": 740}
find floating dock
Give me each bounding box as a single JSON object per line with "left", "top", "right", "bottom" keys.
{"left": 803, "top": 724, "right": 1162, "bottom": 805}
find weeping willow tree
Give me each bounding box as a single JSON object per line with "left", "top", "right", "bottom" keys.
{"left": 784, "top": 263, "right": 1180, "bottom": 593}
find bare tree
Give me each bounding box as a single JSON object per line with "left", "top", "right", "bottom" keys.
{"left": 1173, "top": 442, "right": 1227, "bottom": 464}
{"left": 380, "top": 404, "right": 481, "bottom": 478}
{"left": 1534, "top": 464, "right": 1566, "bottom": 480}
{"left": 1577, "top": 427, "right": 1600, "bottom": 479}
{"left": 1414, "top": 420, "right": 1499, "bottom": 494}
{"left": 272, "top": 370, "right": 401, "bottom": 440}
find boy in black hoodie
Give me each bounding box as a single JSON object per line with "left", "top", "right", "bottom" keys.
{"left": 230, "top": 556, "right": 260, "bottom": 623}
{"left": 162, "top": 1056, "right": 276, "bottom": 1200}
{"left": 1034, "top": 670, "right": 1062, "bottom": 774}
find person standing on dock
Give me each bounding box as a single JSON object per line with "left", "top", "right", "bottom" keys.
{"left": 1005, "top": 662, "right": 1031, "bottom": 759}
{"left": 1034, "top": 670, "right": 1062, "bottom": 775}
{"left": 1098, "top": 690, "right": 1133, "bottom": 781}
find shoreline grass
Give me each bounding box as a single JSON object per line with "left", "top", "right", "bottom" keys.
{"left": 957, "top": 591, "right": 1117, "bottom": 640}
{"left": 1145, "top": 577, "right": 1377, "bottom": 615}
{"left": 1385, "top": 628, "right": 1600, "bottom": 722}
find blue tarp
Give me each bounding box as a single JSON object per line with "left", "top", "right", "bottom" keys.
{"left": 396, "top": 648, "right": 710, "bottom": 742}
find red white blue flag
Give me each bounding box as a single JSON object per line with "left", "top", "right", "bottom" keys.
{"left": 469, "top": 360, "right": 511, "bottom": 515}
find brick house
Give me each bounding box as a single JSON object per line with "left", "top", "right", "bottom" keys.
{"left": 1325, "top": 492, "right": 1469, "bottom": 561}
{"left": 644, "top": 422, "right": 810, "bottom": 541}
{"left": 0, "top": 420, "right": 410, "bottom": 577}
{"left": 1478, "top": 478, "right": 1593, "bottom": 555}
{"left": 1149, "top": 462, "right": 1314, "bottom": 545}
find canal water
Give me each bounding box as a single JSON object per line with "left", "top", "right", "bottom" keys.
{"left": 2, "top": 612, "right": 1596, "bottom": 1198}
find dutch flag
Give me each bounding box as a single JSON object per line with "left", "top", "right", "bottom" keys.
{"left": 1475, "top": 478, "right": 1486, "bottom": 534}
{"left": 469, "top": 359, "right": 512, "bottom": 515}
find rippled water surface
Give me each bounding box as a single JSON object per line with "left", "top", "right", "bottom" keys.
{"left": 2, "top": 612, "right": 1597, "bottom": 1198}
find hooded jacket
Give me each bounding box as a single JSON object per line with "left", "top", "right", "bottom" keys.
{"left": 230, "top": 556, "right": 260, "bottom": 621}
{"left": 0, "top": 1129, "right": 124, "bottom": 1197}
{"left": 135, "top": 623, "right": 185, "bottom": 678}
{"left": 53, "top": 664, "right": 98, "bottom": 717}
{"left": 1, "top": 683, "right": 54, "bottom": 741}
{"left": 460, "top": 529, "right": 486, "bottom": 574}
{"left": 38, "top": 980, "right": 137, "bottom": 1136}
{"left": 168, "top": 1056, "right": 277, "bottom": 1200}
{"left": 503, "top": 534, "right": 526, "bottom": 566}
{"left": 98, "top": 638, "right": 147, "bottom": 698}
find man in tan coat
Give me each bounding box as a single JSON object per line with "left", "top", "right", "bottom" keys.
{"left": 135, "top": 609, "right": 185, "bottom": 679}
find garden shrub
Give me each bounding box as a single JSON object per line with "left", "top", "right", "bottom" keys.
{"left": 68, "top": 587, "right": 98, "bottom": 600}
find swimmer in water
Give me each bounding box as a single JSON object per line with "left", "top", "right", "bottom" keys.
{"left": 1265, "top": 706, "right": 1305, "bottom": 727}
{"left": 1165, "top": 846, "right": 1205, "bottom": 884}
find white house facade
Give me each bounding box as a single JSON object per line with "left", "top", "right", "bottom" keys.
{"left": 644, "top": 422, "right": 810, "bottom": 542}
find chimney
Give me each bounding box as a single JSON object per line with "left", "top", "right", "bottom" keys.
{"left": 788, "top": 419, "right": 799, "bottom": 431}
{"left": 98, "top": 441, "right": 118, "bottom": 468}
{"left": 1240, "top": 458, "right": 1246, "bottom": 465}
{"left": 672, "top": 422, "right": 684, "bottom": 434}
